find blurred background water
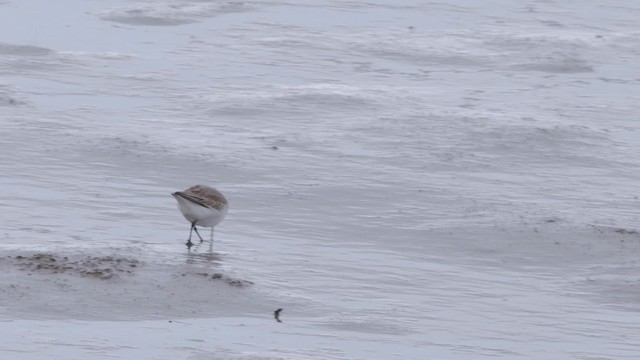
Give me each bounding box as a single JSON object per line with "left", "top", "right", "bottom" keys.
{"left": 1, "top": 1, "right": 640, "bottom": 359}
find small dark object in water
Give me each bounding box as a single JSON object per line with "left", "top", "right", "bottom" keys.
{"left": 274, "top": 308, "right": 283, "bottom": 323}
{"left": 271, "top": 146, "right": 279, "bottom": 150}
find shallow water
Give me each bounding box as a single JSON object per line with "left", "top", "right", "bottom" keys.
{"left": 2, "top": 0, "right": 640, "bottom": 359}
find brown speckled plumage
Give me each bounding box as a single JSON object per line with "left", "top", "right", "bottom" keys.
{"left": 172, "top": 184, "right": 228, "bottom": 211}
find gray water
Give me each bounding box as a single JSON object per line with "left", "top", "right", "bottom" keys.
{"left": 1, "top": 1, "right": 640, "bottom": 359}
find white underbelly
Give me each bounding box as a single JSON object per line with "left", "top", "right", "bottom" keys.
{"left": 174, "top": 195, "right": 227, "bottom": 227}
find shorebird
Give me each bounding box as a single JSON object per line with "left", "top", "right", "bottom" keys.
{"left": 172, "top": 184, "right": 228, "bottom": 247}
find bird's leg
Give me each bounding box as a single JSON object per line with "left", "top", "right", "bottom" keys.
{"left": 192, "top": 224, "right": 205, "bottom": 243}
{"left": 186, "top": 224, "right": 195, "bottom": 248}
{"left": 210, "top": 227, "right": 214, "bottom": 242}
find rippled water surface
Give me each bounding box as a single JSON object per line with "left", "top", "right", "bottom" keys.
{"left": 2, "top": 1, "right": 640, "bottom": 359}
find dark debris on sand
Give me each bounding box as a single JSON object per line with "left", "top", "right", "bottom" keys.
{"left": 4, "top": 253, "right": 140, "bottom": 280}
{"left": 189, "top": 272, "right": 254, "bottom": 287}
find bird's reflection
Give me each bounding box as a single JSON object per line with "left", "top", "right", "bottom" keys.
{"left": 185, "top": 240, "right": 223, "bottom": 264}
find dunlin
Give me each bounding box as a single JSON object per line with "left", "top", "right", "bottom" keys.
{"left": 172, "top": 184, "right": 228, "bottom": 247}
